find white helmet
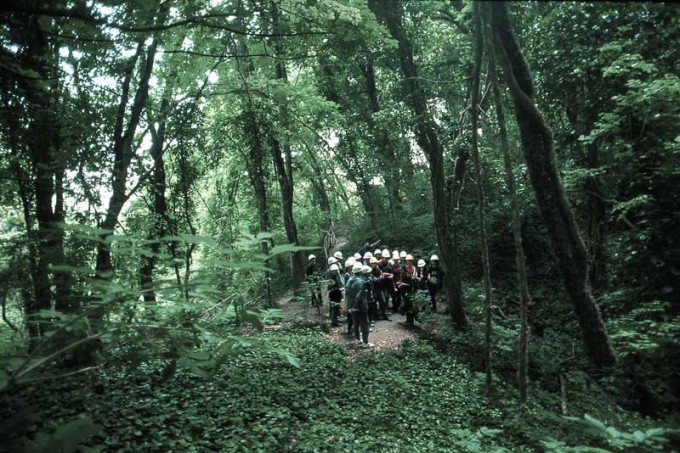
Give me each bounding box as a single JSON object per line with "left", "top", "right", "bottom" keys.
{"left": 363, "top": 251, "right": 373, "bottom": 259}
{"left": 374, "top": 249, "right": 382, "bottom": 256}
{"left": 417, "top": 259, "right": 426, "bottom": 268}
{"left": 400, "top": 251, "right": 407, "bottom": 258}
{"left": 330, "top": 263, "right": 340, "bottom": 271}
{"left": 352, "top": 262, "right": 363, "bottom": 274}
{"left": 382, "top": 249, "right": 390, "bottom": 257}
{"left": 308, "top": 254, "right": 316, "bottom": 261}
{"left": 353, "top": 253, "right": 362, "bottom": 260}
{"left": 405, "top": 254, "right": 414, "bottom": 261}
{"left": 333, "top": 251, "right": 343, "bottom": 260}
{"left": 327, "top": 257, "right": 337, "bottom": 265}
{"left": 361, "top": 265, "right": 372, "bottom": 274}
{"left": 392, "top": 251, "right": 400, "bottom": 260}
{"left": 430, "top": 254, "right": 439, "bottom": 261}
{"left": 345, "top": 257, "right": 355, "bottom": 268}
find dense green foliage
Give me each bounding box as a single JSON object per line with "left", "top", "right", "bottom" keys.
{"left": 3, "top": 327, "right": 675, "bottom": 451}
{"left": 0, "top": 0, "right": 678, "bottom": 450}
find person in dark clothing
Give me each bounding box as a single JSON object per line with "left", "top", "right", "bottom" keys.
{"left": 306, "top": 255, "right": 323, "bottom": 313}
{"left": 400, "top": 266, "right": 416, "bottom": 326}
{"left": 345, "top": 262, "right": 361, "bottom": 333}
{"left": 370, "top": 257, "right": 389, "bottom": 321}
{"left": 427, "top": 255, "right": 444, "bottom": 312}
{"left": 326, "top": 263, "right": 344, "bottom": 327}
{"left": 362, "top": 264, "right": 378, "bottom": 328}
{"left": 390, "top": 252, "right": 403, "bottom": 314}
{"left": 379, "top": 250, "right": 394, "bottom": 318}
{"left": 415, "top": 259, "right": 428, "bottom": 291}
{"left": 346, "top": 264, "right": 371, "bottom": 347}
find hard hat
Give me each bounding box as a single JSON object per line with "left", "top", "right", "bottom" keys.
{"left": 369, "top": 257, "right": 378, "bottom": 264}
{"left": 330, "top": 263, "right": 340, "bottom": 271}
{"left": 328, "top": 257, "right": 337, "bottom": 265}
{"left": 308, "top": 254, "right": 316, "bottom": 261}
{"left": 354, "top": 253, "right": 362, "bottom": 260}
{"left": 352, "top": 263, "right": 363, "bottom": 274}
{"left": 333, "top": 251, "right": 343, "bottom": 260}
{"left": 430, "top": 254, "right": 439, "bottom": 261}
{"left": 361, "top": 265, "right": 372, "bottom": 274}
{"left": 363, "top": 251, "right": 373, "bottom": 259}
{"left": 374, "top": 249, "right": 382, "bottom": 256}
{"left": 406, "top": 254, "right": 414, "bottom": 261}
{"left": 382, "top": 249, "right": 389, "bottom": 257}
{"left": 345, "top": 257, "right": 356, "bottom": 268}
{"left": 417, "top": 259, "right": 426, "bottom": 268}
{"left": 392, "top": 251, "right": 400, "bottom": 260}
{"left": 400, "top": 251, "right": 407, "bottom": 258}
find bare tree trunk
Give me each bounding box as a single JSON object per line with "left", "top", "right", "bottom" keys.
{"left": 268, "top": 1, "right": 306, "bottom": 289}
{"left": 485, "top": 21, "right": 531, "bottom": 399}
{"left": 471, "top": 3, "right": 494, "bottom": 393}
{"left": 96, "top": 38, "right": 158, "bottom": 275}
{"left": 490, "top": 2, "right": 615, "bottom": 367}
{"left": 140, "top": 95, "right": 171, "bottom": 303}
{"left": 369, "top": 0, "right": 467, "bottom": 327}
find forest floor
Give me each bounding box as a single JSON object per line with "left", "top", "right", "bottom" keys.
{"left": 275, "top": 235, "right": 423, "bottom": 357}
{"left": 276, "top": 292, "right": 419, "bottom": 358}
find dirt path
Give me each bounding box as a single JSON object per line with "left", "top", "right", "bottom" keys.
{"left": 276, "top": 293, "right": 418, "bottom": 355}
{"left": 276, "top": 235, "right": 419, "bottom": 356}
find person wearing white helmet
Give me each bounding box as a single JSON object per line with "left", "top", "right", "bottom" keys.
{"left": 326, "top": 262, "right": 344, "bottom": 327}
{"left": 334, "top": 250, "right": 343, "bottom": 261}
{"left": 362, "top": 263, "right": 378, "bottom": 330}
{"left": 377, "top": 252, "right": 394, "bottom": 320}
{"left": 396, "top": 258, "right": 417, "bottom": 326}
{"left": 327, "top": 256, "right": 338, "bottom": 269}
{"left": 346, "top": 263, "right": 371, "bottom": 347}
{"left": 390, "top": 251, "right": 404, "bottom": 314}
{"left": 374, "top": 249, "right": 382, "bottom": 259}
{"left": 362, "top": 251, "right": 373, "bottom": 263}
{"left": 416, "top": 259, "right": 428, "bottom": 291}
{"left": 306, "top": 254, "right": 323, "bottom": 313}
{"left": 368, "top": 257, "right": 390, "bottom": 323}
{"left": 427, "top": 254, "right": 444, "bottom": 312}
{"left": 353, "top": 252, "right": 362, "bottom": 260}
{"left": 345, "top": 263, "right": 364, "bottom": 334}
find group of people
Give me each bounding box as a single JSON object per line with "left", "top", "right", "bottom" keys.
{"left": 306, "top": 242, "right": 445, "bottom": 347}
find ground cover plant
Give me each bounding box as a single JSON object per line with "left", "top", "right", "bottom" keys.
{"left": 1, "top": 0, "right": 678, "bottom": 451}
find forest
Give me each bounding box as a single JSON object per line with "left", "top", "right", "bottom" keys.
{"left": 0, "top": 0, "right": 678, "bottom": 451}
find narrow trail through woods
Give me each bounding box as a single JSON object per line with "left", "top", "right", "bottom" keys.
{"left": 274, "top": 235, "right": 421, "bottom": 357}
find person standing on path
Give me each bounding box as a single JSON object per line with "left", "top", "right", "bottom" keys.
{"left": 346, "top": 264, "right": 371, "bottom": 347}
{"left": 327, "top": 263, "right": 344, "bottom": 327}
{"left": 427, "top": 255, "right": 444, "bottom": 312}
{"left": 345, "top": 262, "right": 362, "bottom": 334}
{"left": 306, "top": 255, "right": 323, "bottom": 313}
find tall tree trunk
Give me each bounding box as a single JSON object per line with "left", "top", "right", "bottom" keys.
{"left": 2, "top": 89, "right": 42, "bottom": 346}
{"left": 266, "top": 1, "right": 307, "bottom": 289}
{"left": 483, "top": 7, "right": 531, "bottom": 399}
{"left": 369, "top": 0, "right": 467, "bottom": 327}
{"left": 140, "top": 95, "right": 170, "bottom": 303}
{"left": 489, "top": 2, "right": 615, "bottom": 367}
{"left": 96, "top": 38, "right": 158, "bottom": 275}
{"left": 471, "top": 3, "right": 494, "bottom": 392}
{"left": 360, "top": 58, "right": 401, "bottom": 220}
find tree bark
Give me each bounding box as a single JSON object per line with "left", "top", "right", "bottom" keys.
{"left": 370, "top": 0, "right": 467, "bottom": 327}
{"left": 96, "top": 38, "right": 158, "bottom": 276}
{"left": 489, "top": 1, "right": 615, "bottom": 367}
{"left": 482, "top": 4, "right": 531, "bottom": 399}
{"left": 471, "top": 3, "right": 494, "bottom": 393}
